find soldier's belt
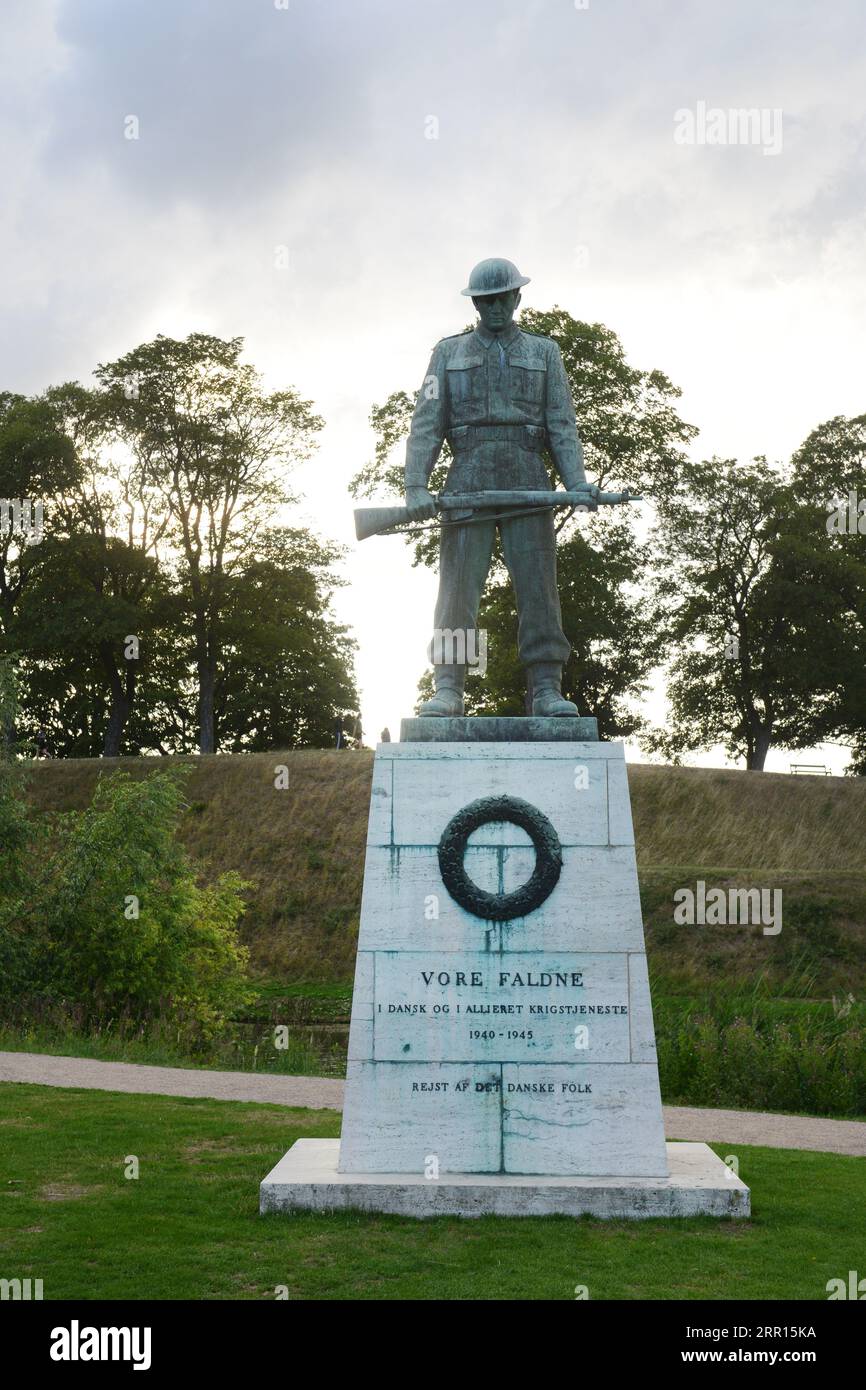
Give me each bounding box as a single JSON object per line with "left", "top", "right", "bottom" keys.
{"left": 448, "top": 423, "right": 547, "bottom": 453}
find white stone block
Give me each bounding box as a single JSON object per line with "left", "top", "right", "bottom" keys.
{"left": 390, "top": 747, "right": 609, "bottom": 848}
{"left": 365, "top": 755, "right": 393, "bottom": 847}
{"left": 346, "top": 952, "right": 374, "bottom": 1061}
{"left": 606, "top": 756, "right": 636, "bottom": 846}
{"left": 355, "top": 844, "right": 645, "bottom": 955}
{"left": 371, "top": 951, "right": 630, "bottom": 1064}
{"left": 627, "top": 952, "right": 658, "bottom": 1063}
{"left": 502, "top": 1063, "right": 668, "bottom": 1176}
{"left": 378, "top": 740, "right": 614, "bottom": 761}
{"left": 261, "top": 1140, "right": 751, "bottom": 1219}
{"left": 338, "top": 1061, "right": 503, "bottom": 1173}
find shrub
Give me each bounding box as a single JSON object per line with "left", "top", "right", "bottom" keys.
{"left": 0, "top": 762, "right": 253, "bottom": 1040}
{"left": 656, "top": 1003, "right": 866, "bottom": 1116}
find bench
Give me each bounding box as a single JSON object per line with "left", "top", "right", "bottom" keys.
{"left": 789, "top": 763, "right": 831, "bottom": 776}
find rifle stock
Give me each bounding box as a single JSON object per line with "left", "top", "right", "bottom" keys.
{"left": 355, "top": 505, "right": 410, "bottom": 541}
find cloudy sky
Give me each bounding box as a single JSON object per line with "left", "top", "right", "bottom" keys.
{"left": 3, "top": 0, "right": 865, "bottom": 767}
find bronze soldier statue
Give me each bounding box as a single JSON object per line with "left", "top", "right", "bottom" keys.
{"left": 404, "top": 257, "right": 589, "bottom": 716}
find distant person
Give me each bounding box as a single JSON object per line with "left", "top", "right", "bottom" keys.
{"left": 350, "top": 713, "right": 364, "bottom": 749}
{"left": 380, "top": 726, "right": 391, "bottom": 743}
{"left": 35, "top": 726, "right": 48, "bottom": 758}
{"left": 334, "top": 717, "right": 344, "bottom": 749}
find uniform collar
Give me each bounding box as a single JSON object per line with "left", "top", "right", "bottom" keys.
{"left": 473, "top": 321, "right": 522, "bottom": 351}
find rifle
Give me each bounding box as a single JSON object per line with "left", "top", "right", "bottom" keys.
{"left": 354, "top": 487, "right": 640, "bottom": 542}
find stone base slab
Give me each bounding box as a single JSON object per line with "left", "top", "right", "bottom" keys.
{"left": 260, "top": 1139, "right": 750, "bottom": 1219}
{"left": 400, "top": 716, "right": 599, "bottom": 742}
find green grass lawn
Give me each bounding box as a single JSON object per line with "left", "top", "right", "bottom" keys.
{"left": 0, "top": 1083, "right": 863, "bottom": 1301}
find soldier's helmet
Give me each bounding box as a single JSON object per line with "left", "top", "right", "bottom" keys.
{"left": 460, "top": 257, "right": 531, "bottom": 298}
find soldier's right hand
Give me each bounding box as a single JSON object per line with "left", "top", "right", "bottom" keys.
{"left": 405, "top": 487, "right": 437, "bottom": 522}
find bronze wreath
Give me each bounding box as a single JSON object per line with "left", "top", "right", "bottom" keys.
{"left": 437, "top": 794, "right": 562, "bottom": 921}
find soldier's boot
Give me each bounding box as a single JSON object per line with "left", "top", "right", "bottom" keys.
{"left": 418, "top": 667, "right": 465, "bottom": 717}
{"left": 529, "top": 662, "right": 579, "bottom": 718}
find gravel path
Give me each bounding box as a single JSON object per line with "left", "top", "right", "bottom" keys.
{"left": 661, "top": 1103, "right": 866, "bottom": 1157}
{"left": 2, "top": 1051, "right": 864, "bottom": 1155}
{"left": 0, "top": 1051, "right": 345, "bottom": 1110}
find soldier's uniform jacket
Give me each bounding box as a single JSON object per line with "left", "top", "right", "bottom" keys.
{"left": 405, "top": 322, "right": 585, "bottom": 495}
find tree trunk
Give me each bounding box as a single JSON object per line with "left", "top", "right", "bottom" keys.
{"left": 103, "top": 696, "right": 130, "bottom": 757}
{"left": 198, "top": 661, "right": 216, "bottom": 754}
{"left": 101, "top": 646, "right": 135, "bottom": 758}
{"left": 747, "top": 726, "right": 772, "bottom": 771}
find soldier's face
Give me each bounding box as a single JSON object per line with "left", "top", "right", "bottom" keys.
{"left": 473, "top": 289, "right": 521, "bottom": 334}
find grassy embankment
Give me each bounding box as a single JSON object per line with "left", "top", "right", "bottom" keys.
{"left": 10, "top": 753, "right": 866, "bottom": 1114}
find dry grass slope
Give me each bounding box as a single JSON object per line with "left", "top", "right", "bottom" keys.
{"left": 629, "top": 764, "right": 866, "bottom": 872}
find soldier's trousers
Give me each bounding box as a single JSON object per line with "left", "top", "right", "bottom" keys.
{"left": 429, "top": 505, "right": 571, "bottom": 682}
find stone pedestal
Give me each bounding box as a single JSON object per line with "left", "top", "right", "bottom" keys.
{"left": 261, "top": 1139, "right": 749, "bottom": 1218}
{"left": 260, "top": 720, "right": 750, "bottom": 1219}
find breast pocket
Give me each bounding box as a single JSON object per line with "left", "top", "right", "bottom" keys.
{"left": 446, "top": 357, "right": 485, "bottom": 423}
{"left": 509, "top": 358, "right": 547, "bottom": 411}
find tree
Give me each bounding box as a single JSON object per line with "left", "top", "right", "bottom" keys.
{"left": 1, "top": 382, "right": 177, "bottom": 756}
{"left": 519, "top": 309, "right": 698, "bottom": 497}
{"left": 645, "top": 457, "right": 854, "bottom": 770}
{"left": 123, "top": 608, "right": 199, "bottom": 755}
{"left": 0, "top": 391, "right": 82, "bottom": 743}
{"left": 0, "top": 391, "right": 81, "bottom": 631}
{"left": 214, "top": 528, "right": 359, "bottom": 751}
{"left": 352, "top": 309, "right": 694, "bottom": 728}
{"left": 791, "top": 412, "right": 866, "bottom": 507}
{"left": 95, "top": 334, "right": 324, "bottom": 753}
{"left": 0, "top": 661, "right": 31, "bottom": 884}
{"left": 789, "top": 414, "right": 866, "bottom": 770}
{"left": 12, "top": 533, "right": 171, "bottom": 757}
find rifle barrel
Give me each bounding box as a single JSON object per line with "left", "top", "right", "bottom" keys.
{"left": 353, "top": 488, "right": 640, "bottom": 541}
